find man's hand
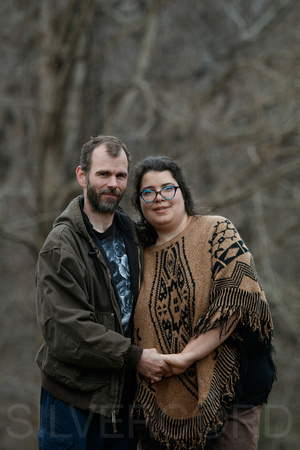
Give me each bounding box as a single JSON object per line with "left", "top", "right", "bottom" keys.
{"left": 137, "top": 348, "right": 170, "bottom": 382}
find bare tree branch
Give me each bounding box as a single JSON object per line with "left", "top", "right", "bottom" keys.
{"left": 204, "top": 157, "right": 300, "bottom": 208}
{"left": 0, "top": 226, "right": 39, "bottom": 256}
{"left": 104, "top": 0, "right": 161, "bottom": 133}
{"left": 240, "top": 0, "right": 293, "bottom": 43}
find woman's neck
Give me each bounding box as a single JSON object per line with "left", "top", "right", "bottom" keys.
{"left": 155, "top": 215, "right": 192, "bottom": 245}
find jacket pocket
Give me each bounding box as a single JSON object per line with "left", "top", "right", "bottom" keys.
{"left": 38, "top": 428, "right": 74, "bottom": 449}
{"left": 95, "top": 311, "right": 116, "bottom": 331}
{"left": 53, "top": 359, "right": 111, "bottom": 391}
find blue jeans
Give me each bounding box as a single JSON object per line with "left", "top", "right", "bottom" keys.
{"left": 38, "top": 387, "right": 138, "bottom": 449}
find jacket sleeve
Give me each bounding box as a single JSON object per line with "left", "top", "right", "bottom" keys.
{"left": 36, "top": 244, "right": 134, "bottom": 370}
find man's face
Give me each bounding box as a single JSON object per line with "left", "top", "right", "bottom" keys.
{"left": 85, "top": 144, "right": 128, "bottom": 214}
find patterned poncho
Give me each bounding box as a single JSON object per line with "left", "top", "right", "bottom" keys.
{"left": 133, "top": 215, "right": 275, "bottom": 449}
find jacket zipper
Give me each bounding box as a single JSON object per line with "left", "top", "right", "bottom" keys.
{"left": 111, "top": 409, "right": 117, "bottom": 433}
{"left": 93, "top": 245, "right": 125, "bottom": 434}
{"left": 110, "top": 366, "right": 125, "bottom": 433}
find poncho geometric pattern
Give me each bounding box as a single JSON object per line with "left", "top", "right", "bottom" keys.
{"left": 133, "top": 216, "right": 274, "bottom": 449}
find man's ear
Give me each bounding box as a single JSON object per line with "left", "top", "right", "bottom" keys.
{"left": 76, "top": 166, "right": 87, "bottom": 188}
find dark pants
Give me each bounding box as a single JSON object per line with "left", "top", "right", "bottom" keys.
{"left": 137, "top": 405, "right": 262, "bottom": 450}
{"left": 209, "top": 405, "right": 262, "bottom": 450}
{"left": 38, "top": 387, "right": 138, "bottom": 449}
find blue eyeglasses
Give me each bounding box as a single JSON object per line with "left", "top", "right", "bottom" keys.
{"left": 139, "top": 186, "right": 180, "bottom": 203}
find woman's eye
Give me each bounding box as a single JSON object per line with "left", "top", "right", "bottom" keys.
{"left": 143, "top": 190, "right": 153, "bottom": 197}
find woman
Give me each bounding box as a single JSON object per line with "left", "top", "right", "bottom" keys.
{"left": 132, "top": 156, "right": 276, "bottom": 450}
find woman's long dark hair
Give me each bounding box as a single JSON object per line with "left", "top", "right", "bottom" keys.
{"left": 132, "top": 156, "right": 199, "bottom": 247}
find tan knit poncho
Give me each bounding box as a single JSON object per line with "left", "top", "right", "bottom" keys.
{"left": 133, "top": 215, "right": 274, "bottom": 449}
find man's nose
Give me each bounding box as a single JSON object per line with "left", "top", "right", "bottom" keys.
{"left": 106, "top": 176, "right": 118, "bottom": 188}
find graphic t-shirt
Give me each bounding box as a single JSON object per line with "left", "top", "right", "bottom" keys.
{"left": 95, "top": 223, "right": 134, "bottom": 337}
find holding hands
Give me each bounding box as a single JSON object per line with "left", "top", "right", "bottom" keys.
{"left": 162, "top": 352, "right": 193, "bottom": 377}
{"left": 137, "top": 348, "right": 170, "bottom": 382}
{"left": 138, "top": 313, "right": 240, "bottom": 383}
{"left": 137, "top": 347, "right": 195, "bottom": 383}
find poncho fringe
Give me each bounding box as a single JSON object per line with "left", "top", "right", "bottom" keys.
{"left": 194, "top": 288, "right": 274, "bottom": 344}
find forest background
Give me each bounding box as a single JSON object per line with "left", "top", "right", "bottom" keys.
{"left": 0, "top": 1, "right": 299, "bottom": 449}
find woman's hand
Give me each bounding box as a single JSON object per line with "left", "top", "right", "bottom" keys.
{"left": 156, "top": 310, "right": 241, "bottom": 381}
{"left": 162, "top": 352, "right": 193, "bottom": 376}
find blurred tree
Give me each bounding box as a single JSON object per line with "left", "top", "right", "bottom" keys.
{"left": 0, "top": 0, "right": 299, "bottom": 448}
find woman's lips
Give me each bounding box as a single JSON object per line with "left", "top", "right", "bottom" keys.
{"left": 153, "top": 206, "right": 169, "bottom": 212}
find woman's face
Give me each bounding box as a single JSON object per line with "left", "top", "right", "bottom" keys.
{"left": 139, "top": 170, "right": 188, "bottom": 234}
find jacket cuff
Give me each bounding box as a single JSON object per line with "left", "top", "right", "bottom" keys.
{"left": 126, "top": 345, "right": 143, "bottom": 368}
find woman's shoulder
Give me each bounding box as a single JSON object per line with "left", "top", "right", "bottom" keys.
{"left": 194, "top": 214, "right": 231, "bottom": 228}
{"left": 192, "top": 215, "right": 240, "bottom": 242}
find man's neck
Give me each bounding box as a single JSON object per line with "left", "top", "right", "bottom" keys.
{"left": 83, "top": 203, "right": 115, "bottom": 233}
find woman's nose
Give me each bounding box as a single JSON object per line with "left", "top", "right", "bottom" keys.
{"left": 155, "top": 192, "right": 165, "bottom": 202}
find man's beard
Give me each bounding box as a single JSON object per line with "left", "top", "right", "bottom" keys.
{"left": 87, "top": 180, "right": 123, "bottom": 214}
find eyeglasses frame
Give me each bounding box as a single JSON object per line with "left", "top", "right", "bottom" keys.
{"left": 139, "top": 185, "right": 180, "bottom": 203}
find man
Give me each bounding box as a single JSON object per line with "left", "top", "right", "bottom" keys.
{"left": 36, "top": 135, "right": 168, "bottom": 449}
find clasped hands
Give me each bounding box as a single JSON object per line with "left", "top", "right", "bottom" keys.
{"left": 137, "top": 348, "right": 193, "bottom": 383}
{"left": 136, "top": 313, "right": 239, "bottom": 383}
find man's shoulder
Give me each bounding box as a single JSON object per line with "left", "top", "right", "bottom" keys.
{"left": 40, "top": 197, "right": 87, "bottom": 253}
{"left": 39, "top": 222, "right": 78, "bottom": 253}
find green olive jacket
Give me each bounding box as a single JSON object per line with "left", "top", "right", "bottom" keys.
{"left": 35, "top": 196, "right": 143, "bottom": 418}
